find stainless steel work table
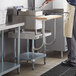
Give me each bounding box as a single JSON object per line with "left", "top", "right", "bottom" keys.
{"left": 0, "top": 23, "right": 24, "bottom": 76}
{"left": 8, "top": 15, "right": 62, "bottom": 70}
{"left": 20, "top": 15, "right": 62, "bottom": 70}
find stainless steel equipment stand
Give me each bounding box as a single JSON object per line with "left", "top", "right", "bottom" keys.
{"left": 14, "top": 39, "right": 47, "bottom": 70}
{"left": 13, "top": 20, "right": 48, "bottom": 70}
{"left": 0, "top": 23, "right": 24, "bottom": 76}
{"left": 20, "top": 20, "right": 47, "bottom": 70}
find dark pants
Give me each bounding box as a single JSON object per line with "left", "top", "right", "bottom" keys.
{"left": 67, "top": 16, "right": 76, "bottom": 64}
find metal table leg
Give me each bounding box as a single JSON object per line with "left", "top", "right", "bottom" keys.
{"left": 44, "top": 44, "right": 46, "bottom": 64}
{"left": 17, "top": 26, "right": 20, "bottom": 73}
{"left": 27, "top": 39, "right": 29, "bottom": 53}
{"left": 32, "top": 61, "right": 35, "bottom": 70}
{"left": 42, "top": 20, "right": 46, "bottom": 64}
{"left": 61, "top": 51, "right": 64, "bottom": 58}
{"left": 32, "top": 40, "right": 35, "bottom": 70}
{"left": 1, "top": 31, "right": 4, "bottom": 72}
{"left": 27, "top": 39, "right": 29, "bottom": 63}
{"left": 14, "top": 38, "right": 16, "bottom": 63}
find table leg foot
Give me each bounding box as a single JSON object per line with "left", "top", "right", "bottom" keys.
{"left": 17, "top": 68, "right": 20, "bottom": 74}
{"left": 32, "top": 62, "right": 35, "bottom": 70}
{"left": 44, "top": 57, "right": 46, "bottom": 64}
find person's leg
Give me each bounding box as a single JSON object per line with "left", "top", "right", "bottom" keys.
{"left": 61, "top": 16, "right": 76, "bottom": 66}
{"left": 66, "top": 38, "right": 71, "bottom": 61}
{"left": 67, "top": 36, "right": 76, "bottom": 65}
{"left": 68, "top": 15, "right": 76, "bottom": 65}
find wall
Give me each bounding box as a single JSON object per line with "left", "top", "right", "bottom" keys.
{"left": 52, "top": 0, "right": 67, "bottom": 9}
{"left": 52, "top": 0, "right": 64, "bottom": 9}
{"left": 0, "top": 0, "right": 28, "bottom": 10}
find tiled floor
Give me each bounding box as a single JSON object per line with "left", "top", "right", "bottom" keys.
{"left": 4, "top": 51, "right": 67, "bottom": 76}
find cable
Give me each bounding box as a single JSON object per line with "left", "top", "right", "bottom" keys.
{"left": 33, "top": 21, "right": 46, "bottom": 51}
{"left": 33, "top": 42, "right": 44, "bottom": 51}
{"left": 33, "top": 32, "right": 44, "bottom": 51}
{"left": 33, "top": 19, "right": 57, "bottom": 50}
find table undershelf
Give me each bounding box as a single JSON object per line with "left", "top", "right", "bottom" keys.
{"left": 20, "top": 52, "right": 46, "bottom": 61}
{"left": 8, "top": 31, "right": 52, "bottom": 39}
{"left": 0, "top": 62, "right": 20, "bottom": 76}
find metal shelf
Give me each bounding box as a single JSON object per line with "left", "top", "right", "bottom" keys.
{"left": 20, "top": 52, "right": 46, "bottom": 61}
{"left": 8, "top": 31, "right": 52, "bottom": 39}
{"left": 0, "top": 62, "right": 20, "bottom": 76}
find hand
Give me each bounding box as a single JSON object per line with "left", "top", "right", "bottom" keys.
{"left": 39, "top": 0, "right": 54, "bottom": 8}
{"left": 42, "top": 0, "right": 54, "bottom": 6}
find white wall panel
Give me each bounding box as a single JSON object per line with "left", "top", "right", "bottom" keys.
{"left": 53, "top": 0, "right": 64, "bottom": 9}
{"left": 35, "top": 0, "right": 44, "bottom": 8}
{"left": 0, "top": 0, "right": 28, "bottom": 10}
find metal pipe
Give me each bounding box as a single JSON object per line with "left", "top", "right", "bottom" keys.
{"left": 17, "top": 26, "right": 20, "bottom": 73}
{"left": 14, "top": 38, "right": 16, "bottom": 62}
{"left": 1, "top": 30, "right": 4, "bottom": 72}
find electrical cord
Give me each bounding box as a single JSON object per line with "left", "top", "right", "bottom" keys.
{"left": 33, "top": 41, "right": 44, "bottom": 51}
{"left": 33, "top": 21, "right": 46, "bottom": 51}
{"left": 33, "top": 19, "right": 57, "bottom": 50}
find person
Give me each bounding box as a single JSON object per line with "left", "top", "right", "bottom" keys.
{"left": 62, "top": 0, "right": 76, "bottom": 66}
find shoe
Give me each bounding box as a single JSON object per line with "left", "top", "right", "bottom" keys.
{"left": 71, "top": 63, "right": 76, "bottom": 67}
{"left": 61, "top": 60, "right": 74, "bottom": 67}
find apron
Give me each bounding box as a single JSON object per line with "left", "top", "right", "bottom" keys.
{"left": 64, "top": 2, "right": 75, "bottom": 38}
